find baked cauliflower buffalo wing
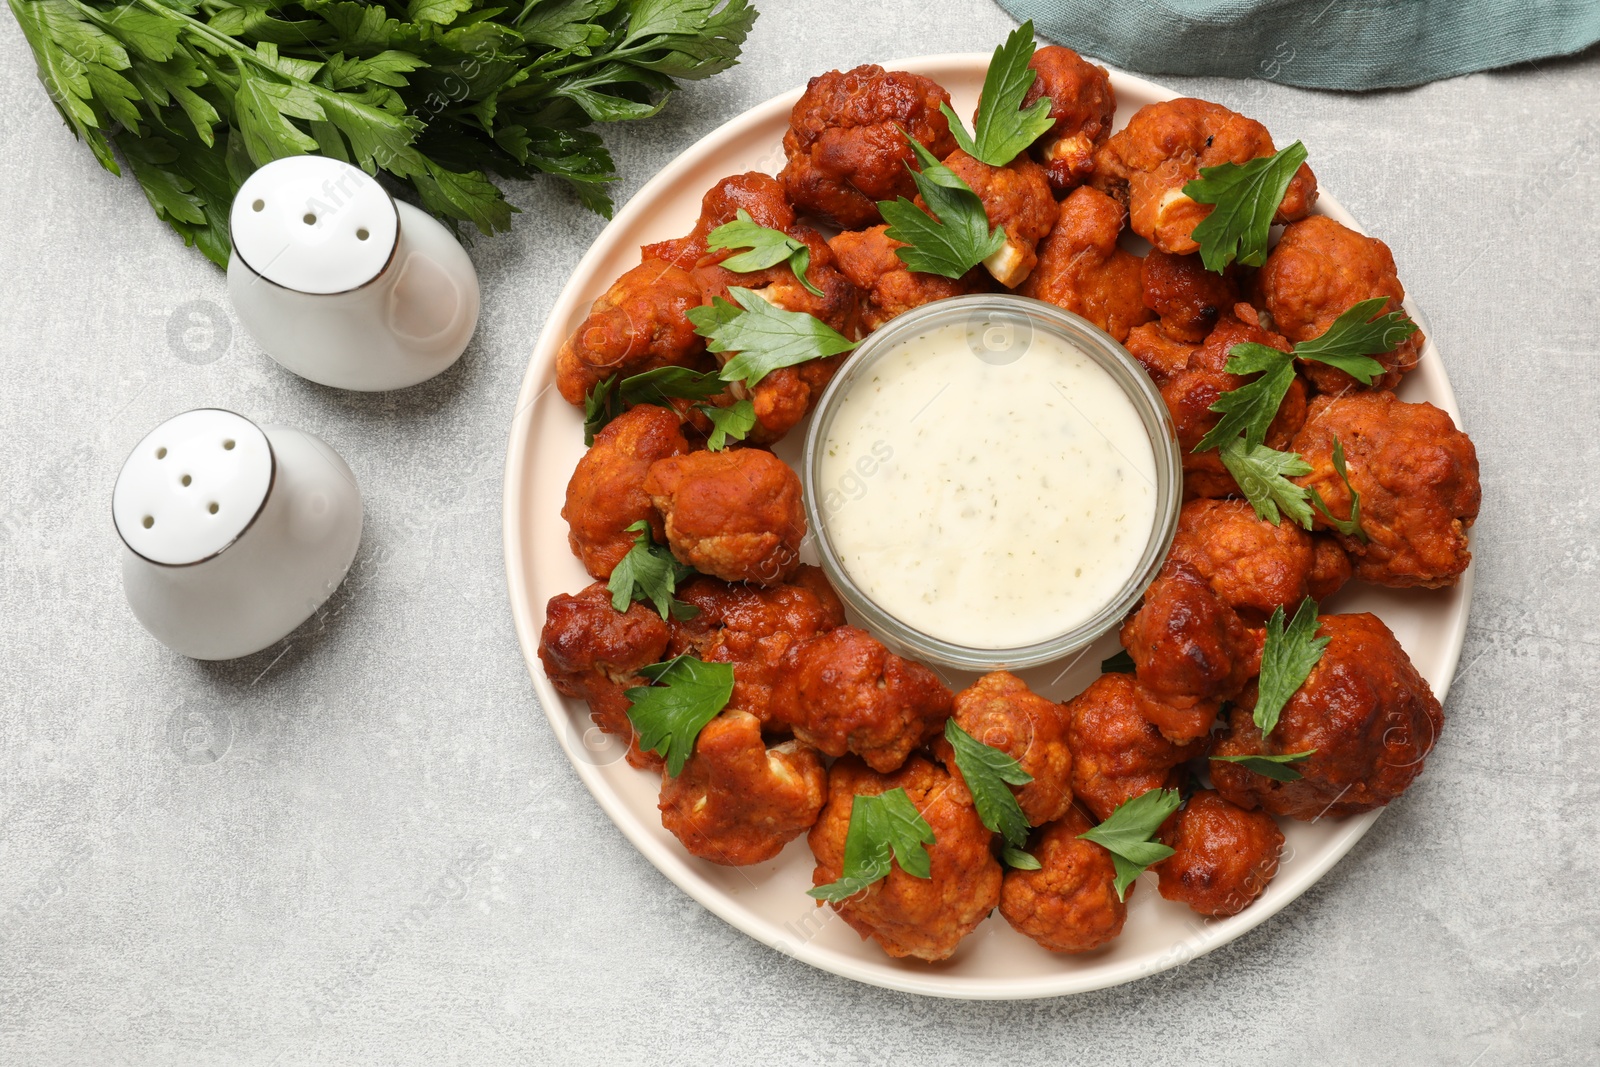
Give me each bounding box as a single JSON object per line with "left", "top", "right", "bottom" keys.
{"left": 644, "top": 448, "right": 806, "bottom": 586}
{"left": 692, "top": 228, "right": 864, "bottom": 444}
{"left": 1065, "top": 673, "right": 1206, "bottom": 820}
{"left": 1142, "top": 249, "right": 1240, "bottom": 344}
{"left": 1119, "top": 563, "right": 1261, "bottom": 731}
{"left": 1256, "top": 215, "right": 1422, "bottom": 393}
{"left": 1092, "top": 98, "right": 1317, "bottom": 254}
{"left": 562, "top": 404, "right": 688, "bottom": 579}
{"left": 1017, "top": 186, "right": 1152, "bottom": 343}
{"left": 1000, "top": 805, "right": 1129, "bottom": 953}
{"left": 538, "top": 583, "right": 670, "bottom": 769}
{"left": 1152, "top": 789, "right": 1283, "bottom": 917}
{"left": 659, "top": 710, "right": 827, "bottom": 866}
{"left": 808, "top": 755, "right": 1001, "bottom": 961}
{"left": 942, "top": 671, "right": 1074, "bottom": 826}
{"left": 828, "top": 225, "right": 990, "bottom": 330}
{"left": 555, "top": 259, "right": 708, "bottom": 406}
{"left": 1291, "top": 392, "right": 1480, "bottom": 588}
{"left": 1167, "top": 497, "right": 1350, "bottom": 621}
{"left": 940, "top": 149, "right": 1058, "bottom": 288}
{"left": 1211, "top": 612, "right": 1445, "bottom": 819}
{"left": 642, "top": 171, "right": 795, "bottom": 270}
{"left": 1019, "top": 45, "right": 1116, "bottom": 194}
{"left": 771, "top": 626, "right": 952, "bottom": 773}
{"left": 669, "top": 567, "right": 845, "bottom": 727}
{"left": 1124, "top": 303, "right": 1307, "bottom": 498}
{"left": 780, "top": 65, "right": 957, "bottom": 228}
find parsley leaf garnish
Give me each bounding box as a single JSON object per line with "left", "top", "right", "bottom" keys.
{"left": 878, "top": 138, "right": 1007, "bottom": 279}
{"left": 695, "top": 399, "right": 757, "bottom": 451}
{"left": 607, "top": 520, "right": 698, "bottom": 622}
{"left": 1078, "top": 788, "right": 1182, "bottom": 901}
{"left": 687, "top": 287, "right": 859, "bottom": 388}
{"left": 1219, "top": 438, "right": 1314, "bottom": 528}
{"left": 1254, "top": 597, "right": 1329, "bottom": 737}
{"left": 623, "top": 654, "right": 735, "bottom": 776}
{"left": 809, "top": 787, "right": 936, "bottom": 903}
{"left": 1293, "top": 297, "right": 1418, "bottom": 385}
{"left": 940, "top": 20, "right": 1054, "bottom": 167}
{"left": 1308, "top": 437, "right": 1368, "bottom": 541}
{"left": 583, "top": 367, "right": 728, "bottom": 444}
{"left": 706, "top": 209, "right": 824, "bottom": 297}
{"left": 1101, "top": 649, "right": 1136, "bottom": 673}
{"left": 944, "top": 720, "right": 1033, "bottom": 852}
{"left": 1195, "top": 343, "right": 1299, "bottom": 453}
{"left": 1184, "top": 141, "right": 1309, "bottom": 272}
{"left": 1002, "top": 846, "right": 1042, "bottom": 870}
{"left": 1210, "top": 750, "right": 1317, "bottom": 783}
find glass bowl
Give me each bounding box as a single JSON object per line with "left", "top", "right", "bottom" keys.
{"left": 801, "top": 294, "right": 1182, "bottom": 671}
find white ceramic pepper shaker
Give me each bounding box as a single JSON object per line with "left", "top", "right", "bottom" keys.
{"left": 227, "top": 156, "right": 480, "bottom": 391}
{"left": 113, "top": 409, "right": 363, "bottom": 660}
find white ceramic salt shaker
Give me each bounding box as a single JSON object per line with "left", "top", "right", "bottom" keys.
{"left": 113, "top": 409, "right": 363, "bottom": 660}
{"left": 226, "top": 156, "right": 480, "bottom": 391}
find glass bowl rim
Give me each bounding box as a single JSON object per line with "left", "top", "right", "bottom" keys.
{"left": 800, "top": 293, "right": 1183, "bottom": 671}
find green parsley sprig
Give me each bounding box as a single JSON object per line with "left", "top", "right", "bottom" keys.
{"left": 687, "top": 287, "right": 859, "bottom": 387}
{"left": 13, "top": 0, "right": 758, "bottom": 265}
{"left": 1253, "top": 597, "right": 1328, "bottom": 737}
{"left": 1308, "top": 438, "right": 1367, "bottom": 541}
{"left": 623, "top": 654, "right": 734, "bottom": 776}
{"left": 1078, "top": 788, "right": 1182, "bottom": 901}
{"left": 607, "top": 520, "right": 698, "bottom": 621}
{"left": 809, "top": 787, "right": 936, "bottom": 903}
{"left": 944, "top": 720, "right": 1035, "bottom": 866}
{"left": 1294, "top": 297, "right": 1418, "bottom": 383}
{"left": 940, "top": 20, "right": 1053, "bottom": 167}
{"left": 1184, "top": 141, "right": 1309, "bottom": 272}
{"left": 1218, "top": 437, "right": 1316, "bottom": 528}
{"left": 878, "top": 138, "right": 1005, "bottom": 279}
{"left": 583, "top": 366, "right": 727, "bottom": 444}
{"left": 695, "top": 398, "right": 756, "bottom": 450}
{"left": 1210, "top": 750, "right": 1316, "bottom": 782}
{"left": 705, "top": 209, "right": 824, "bottom": 297}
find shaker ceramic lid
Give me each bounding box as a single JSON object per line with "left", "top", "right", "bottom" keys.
{"left": 230, "top": 156, "right": 399, "bottom": 294}
{"left": 113, "top": 409, "right": 274, "bottom": 566}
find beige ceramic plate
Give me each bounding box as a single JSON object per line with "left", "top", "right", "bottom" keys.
{"left": 502, "top": 55, "right": 1472, "bottom": 999}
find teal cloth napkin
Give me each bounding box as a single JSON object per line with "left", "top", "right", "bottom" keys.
{"left": 994, "top": 0, "right": 1600, "bottom": 89}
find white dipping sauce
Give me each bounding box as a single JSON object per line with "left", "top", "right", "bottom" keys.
{"left": 817, "top": 320, "right": 1158, "bottom": 649}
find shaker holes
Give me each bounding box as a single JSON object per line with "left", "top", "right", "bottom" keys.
{"left": 142, "top": 516, "right": 154, "bottom": 529}
{"left": 155, "top": 447, "right": 167, "bottom": 459}
{"left": 356, "top": 228, "right": 370, "bottom": 241}
{"left": 208, "top": 502, "right": 219, "bottom": 515}
{"left": 223, "top": 439, "right": 235, "bottom": 450}
{"left": 303, "top": 213, "right": 317, "bottom": 225}
{"left": 181, "top": 474, "right": 192, "bottom": 487}
{"left": 252, "top": 199, "right": 265, "bottom": 212}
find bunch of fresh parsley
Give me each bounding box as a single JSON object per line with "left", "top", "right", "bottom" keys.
{"left": 10, "top": 0, "right": 757, "bottom": 266}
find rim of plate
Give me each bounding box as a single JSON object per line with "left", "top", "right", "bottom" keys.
{"left": 502, "top": 54, "right": 1474, "bottom": 999}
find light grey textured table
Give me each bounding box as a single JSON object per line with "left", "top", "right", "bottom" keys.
{"left": 2, "top": 4, "right": 1597, "bottom": 1064}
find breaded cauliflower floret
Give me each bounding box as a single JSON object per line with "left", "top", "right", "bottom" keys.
{"left": 808, "top": 755, "right": 1000, "bottom": 961}
{"left": 1092, "top": 98, "right": 1317, "bottom": 255}
{"left": 644, "top": 448, "right": 805, "bottom": 587}
{"left": 555, "top": 259, "right": 709, "bottom": 406}
{"left": 1152, "top": 790, "right": 1283, "bottom": 917}
{"left": 642, "top": 171, "right": 795, "bottom": 270}
{"left": 780, "top": 65, "right": 956, "bottom": 228}
{"left": 659, "top": 710, "right": 827, "bottom": 866}
{"left": 1119, "top": 563, "right": 1261, "bottom": 727}
{"left": 939, "top": 671, "right": 1073, "bottom": 827}
{"left": 1167, "top": 497, "right": 1349, "bottom": 622}
{"left": 1291, "top": 391, "right": 1480, "bottom": 588}
{"left": 772, "top": 626, "right": 952, "bottom": 773}
{"left": 1019, "top": 45, "right": 1116, "bottom": 194}
{"left": 999, "top": 805, "right": 1128, "bottom": 953}
{"left": 827, "top": 225, "right": 990, "bottom": 331}
{"left": 537, "top": 583, "right": 670, "bottom": 770}
{"left": 1255, "top": 215, "right": 1422, "bottom": 393}
{"left": 1211, "top": 613, "right": 1444, "bottom": 820}
{"left": 562, "top": 404, "right": 687, "bottom": 579}
{"left": 939, "top": 149, "right": 1059, "bottom": 288}
{"left": 1064, "top": 673, "right": 1206, "bottom": 821}
{"left": 1017, "top": 186, "right": 1152, "bottom": 342}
